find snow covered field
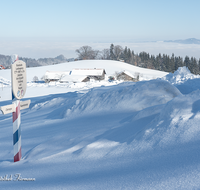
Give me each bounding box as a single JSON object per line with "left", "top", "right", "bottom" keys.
{"left": 1, "top": 60, "right": 200, "bottom": 189}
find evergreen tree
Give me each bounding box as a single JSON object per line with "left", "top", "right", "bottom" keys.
{"left": 184, "top": 56, "right": 190, "bottom": 68}
{"left": 127, "top": 48, "right": 132, "bottom": 63}
{"left": 151, "top": 55, "right": 158, "bottom": 70}
{"left": 174, "top": 56, "right": 183, "bottom": 71}
{"left": 123, "top": 47, "right": 128, "bottom": 62}
{"left": 131, "top": 50, "right": 135, "bottom": 65}
{"left": 110, "top": 44, "right": 115, "bottom": 60}
{"left": 190, "top": 57, "right": 199, "bottom": 74}
{"left": 170, "top": 53, "right": 175, "bottom": 72}
{"left": 75, "top": 44, "right": 200, "bottom": 75}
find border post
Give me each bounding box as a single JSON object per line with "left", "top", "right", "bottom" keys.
{"left": 11, "top": 55, "right": 22, "bottom": 162}
{"left": 0, "top": 55, "right": 30, "bottom": 162}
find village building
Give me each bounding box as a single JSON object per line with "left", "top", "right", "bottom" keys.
{"left": 117, "top": 70, "right": 138, "bottom": 81}
{"left": 70, "top": 68, "right": 106, "bottom": 81}
{"left": 60, "top": 75, "right": 89, "bottom": 83}
{"left": 44, "top": 71, "right": 70, "bottom": 83}
{"left": 44, "top": 68, "right": 106, "bottom": 83}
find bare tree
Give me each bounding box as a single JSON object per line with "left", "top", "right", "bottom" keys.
{"left": 100, "top": 49, "right": 110, "bottom": 60}
{"left": 76, "top": 46, "right": 99, "bottom": 60}
{"left": 33, "top": 76, "right": 39, "bottom": 83}
{"left": 113, "top": 45, "right": 123, "bottom": 60}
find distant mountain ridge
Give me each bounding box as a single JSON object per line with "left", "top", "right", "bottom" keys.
{"left": 164, "top": 38, "right": 200, "bottom": 44}
{"left": 0, "top": 54, "right": 74, "bottom": 68}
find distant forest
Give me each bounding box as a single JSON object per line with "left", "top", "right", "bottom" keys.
{"left": 76, "top": 44, "right": 200, "bottom": 75}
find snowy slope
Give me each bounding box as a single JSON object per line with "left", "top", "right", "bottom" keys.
{"left": 0, "top": 60, "right": 168, "bottom": 101}
{"left": 0, "top": 60, "right": 167, "bottom": 83}
{"left": 1, "top": 64, "right": 200, "bottom": 189}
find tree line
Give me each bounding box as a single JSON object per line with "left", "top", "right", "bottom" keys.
{"left": 76, "top": 44, "right": 200, "bottom": 74}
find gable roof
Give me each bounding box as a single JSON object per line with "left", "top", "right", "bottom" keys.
{"left": 45, "top": 71, "right": 70, "bottom": 80}
{"left": 71, "top": 68, "right": 106, "bottom": 76}
{"left": 120, "top": 70, "right": 135, "bottom": 79}
{"left": 60, "top": 75, "right": 88, "bottom": 83}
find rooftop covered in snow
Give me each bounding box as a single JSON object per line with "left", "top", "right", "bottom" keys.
{"left": 71, "top": 68, "right": 106, "bottom": 76}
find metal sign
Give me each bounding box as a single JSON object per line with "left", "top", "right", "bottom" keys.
{"left": 11, "top": 60, "right": 27, "bottom": 100}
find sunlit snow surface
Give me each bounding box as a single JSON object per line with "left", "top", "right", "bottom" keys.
{"left": 1, "top": 61, "right": 200, "bottom": 189}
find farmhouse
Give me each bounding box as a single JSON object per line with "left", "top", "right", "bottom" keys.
{"left": 44, "top": 68, "right": 106, "bottom": 83}
{"left": 71, "top": 68, "right": 106, "bottom": 80}
{"left": 60, "top": 75, "right": 89, "bottom": 83}
{"left": 117, "top": 70, "right": 138, "bottom": 81}
{"left": 44, "top": 71, "right": 70, "bottom": 83}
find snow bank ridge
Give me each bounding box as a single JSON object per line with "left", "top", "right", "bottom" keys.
{"left": 66, "top": 80, "right": 181, "bottom": 118}
{"left": 162, "top": 66, "right": 200, "bottom": 85}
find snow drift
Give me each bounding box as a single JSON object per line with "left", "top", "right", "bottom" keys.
{"left": 147, "top": 90, "right": 200, "bottom": 146}
{"left": 66, "top": 80, "right": 181, "bottom": 118}
{"left": 162, "top": 66, "right": 200, "bottom": 85}
{"left": 162, "top": 66, "right": 200, "bottom": 94}
{"left": 1, "top": 64, "right": 200, "bottom": 190}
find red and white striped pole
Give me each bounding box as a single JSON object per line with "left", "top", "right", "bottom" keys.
{"left": 11, "top": 54, "right": 22, "bottom": 162}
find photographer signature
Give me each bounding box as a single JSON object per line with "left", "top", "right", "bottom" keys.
{"left": 0, "top": 173, "right": 35, "bottom": 181}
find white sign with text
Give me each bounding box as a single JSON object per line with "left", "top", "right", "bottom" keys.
{"left": 11, "top": 60, "right": 27, "bottom": 100}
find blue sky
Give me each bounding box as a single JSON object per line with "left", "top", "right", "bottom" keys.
{"left": 0, "top": 0, "right": 200, "bottom": 58}
{"left": 1, "top": 0, "right": 200, "bottom": 41}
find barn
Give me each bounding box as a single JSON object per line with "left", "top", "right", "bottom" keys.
{"left": 70, "top": 68, "right": 106, "bottom": 81}
{"left": 60, "top": 75, "right": 89, "bottom": 83}
{"left": 44, "top": 68, "right": 106, "bottom": 83}
{"left": 117, "top": 70, "right": 138, "bottom": 81}
{"left": 44, "top": 71, "right": 70, "bottom": 83}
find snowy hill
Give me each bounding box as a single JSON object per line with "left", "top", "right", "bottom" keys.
{"left": 0, "top": 60, "right": 167, "bottom": 83}
{"left": 1, "top": 62, "right": 200, "bottom": 189}
{"left": 0, "top": 60, "right": 168, "bottom": 101}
